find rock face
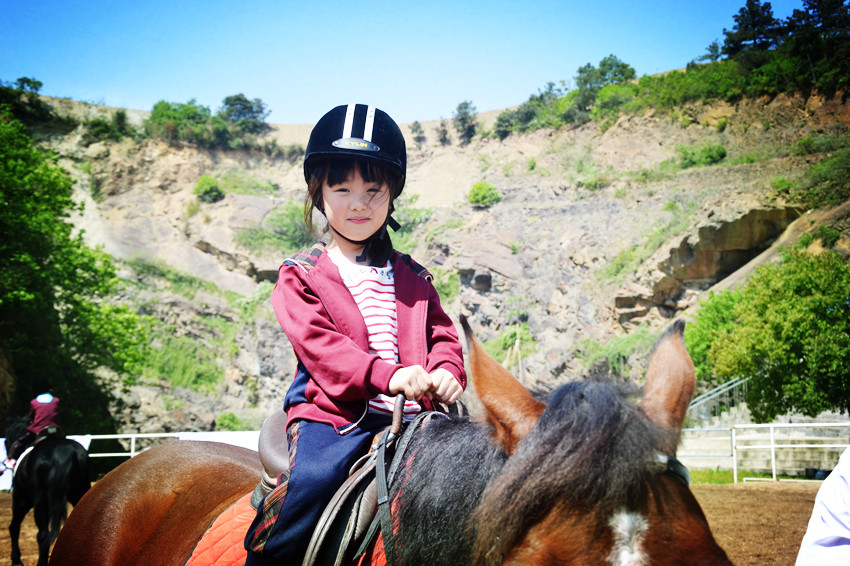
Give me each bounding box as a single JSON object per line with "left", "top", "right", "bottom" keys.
{"left": 618, "top": 205, "right": 803, "bottom": 322}
{"left": 28, "top": 93, "right": 850, "bottom": 433}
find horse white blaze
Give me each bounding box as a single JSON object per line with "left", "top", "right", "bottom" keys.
{"left": 608, "top": 510, "right": 650, "bottom": 566}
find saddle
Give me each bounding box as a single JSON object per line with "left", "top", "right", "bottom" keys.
{"left": 35, "top": 425, "right": 65, "bottom": 443}
{"left": 251, "top": 400, "right": 451, "bottom": 566}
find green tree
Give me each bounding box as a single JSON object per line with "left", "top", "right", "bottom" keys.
{"left": 452, "top": 100, "right": 478, "bottom": 145}
{"left": 699, "top": 40, "right": 723, "bottom": 63}
{"left": 0, "top": 110, "right": 149, "bottom": 431}
{"left": 706, "top": 249, "right": 850, "bottom": 421}
{"left": 0, "top": 76, "right": 54, "bottom": 123}
{"left": 218, "top": 94, "right": 269, "bottom": 134}
{"left": 574, "top": 55, "right": 636, "bottom": 110}
{"left": 722, "top": 0, "right": 783, "bottom": 57}
{"left": 435, "top": 120, "right": 450, "bottom": 145}
{"left": 784, "top": 0, "right": 850, "bottom": 93}
{"left": 684, "top": 289, "right": 744, "bottom": 385}
{"left": 410, "top": 121, "right": 426, "bottom": 147}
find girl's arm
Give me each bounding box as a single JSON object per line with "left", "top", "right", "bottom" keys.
{"left": 273, "top": 265, "right": 401, "bottom": 402}
{"left": 423, "top": 281, "right": 467, "bottom": 389}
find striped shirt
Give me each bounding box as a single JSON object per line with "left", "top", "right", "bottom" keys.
{"left": 331, "top": 255, "right": 421, "bottom": 420}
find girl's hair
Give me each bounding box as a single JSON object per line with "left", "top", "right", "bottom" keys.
{"left": 303, "top": 157, "right": 404, "bottom": 233}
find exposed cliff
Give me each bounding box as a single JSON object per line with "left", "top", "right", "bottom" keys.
{"left": 32, "top": 92, "right": 850, "bottom": 432}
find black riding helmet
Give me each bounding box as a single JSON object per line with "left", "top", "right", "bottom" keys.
{"left": 304, "top": 104, "right": 406, "bottom": 264}
{"left": 304, "top": 104, "right": 407, "bottom": 197}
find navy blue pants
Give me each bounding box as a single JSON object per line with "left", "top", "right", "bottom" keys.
{"left": 244, "top": 414, "right": 390, "bottom": 565}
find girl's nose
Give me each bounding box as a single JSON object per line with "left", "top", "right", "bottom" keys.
{"left": 351, "top": 192, "right": 368, "bottom": 210}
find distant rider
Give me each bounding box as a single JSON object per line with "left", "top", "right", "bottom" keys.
{"left": 4, "top": 380, "right": 61, "bottom": 470}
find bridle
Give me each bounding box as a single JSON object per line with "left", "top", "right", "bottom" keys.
{"left": 657, "top": 452, "right": 691, "bottom": 486}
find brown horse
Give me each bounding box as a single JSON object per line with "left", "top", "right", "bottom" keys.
{"left": 49, "top": 318, "right": 731, "bottom": 565}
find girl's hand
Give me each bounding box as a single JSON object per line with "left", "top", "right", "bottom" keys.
{"left": 429, "top": 368, "right": 463, "bottom": 405}
{"left": 389, "top": 365, "right": 430, "bottom": 400}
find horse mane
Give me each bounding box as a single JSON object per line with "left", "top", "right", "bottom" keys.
{"left": 391, "top": 380, "right": 677, "bottom": 565}
{"left": 391, "top": 415, "right": 507, "bottom": 564}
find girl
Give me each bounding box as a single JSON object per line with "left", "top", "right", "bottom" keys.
{"left": 244, "top": 104, "right": 466, "bottom": 565}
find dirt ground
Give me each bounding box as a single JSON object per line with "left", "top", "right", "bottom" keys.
{"left": 0, "top": 481, "right": 821, "bottom": 565}
{"left": 692, "top": 481, "right": 821, "bottom": 566}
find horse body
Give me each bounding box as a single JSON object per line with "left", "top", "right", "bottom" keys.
{"left": 5, "top": 428, "right": 90, "bottom": 566}
{"left": 49, "top": 319, "right": 732, "bottom": 565}
{"left": 48, "top": 441, "right": 261, "bottom": 566}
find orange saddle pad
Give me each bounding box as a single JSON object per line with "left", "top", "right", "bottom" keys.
{"left": 186, "top": 492, "right": 254, "bottom": 566}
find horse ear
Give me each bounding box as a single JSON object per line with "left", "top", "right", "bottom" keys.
{"left": 638, "top": 319, "right": 695, "bottom": 454}
{"left": 460, "top": 315, "right": 545, "bottom": 455}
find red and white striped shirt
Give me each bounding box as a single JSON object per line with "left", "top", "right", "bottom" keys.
{"left": 332, "top": 256, "right": 421, "bottom": 420}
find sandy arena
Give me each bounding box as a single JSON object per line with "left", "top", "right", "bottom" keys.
{"left": 0, "top": 480, "right": 821, "bottom": 565}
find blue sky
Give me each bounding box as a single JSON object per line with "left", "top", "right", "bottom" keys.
{"left": 2, "top": 0, "right": 804, "bottom": 125}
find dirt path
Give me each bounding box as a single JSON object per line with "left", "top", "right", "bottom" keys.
{"left": 0, "top": 481, "right": 821, "bottom": 565}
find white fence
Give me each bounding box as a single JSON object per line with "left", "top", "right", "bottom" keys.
{"left": 680, "top": 422, "right": 850, "bottom": 483}
{"left": 7, "top": 424, "right": 847, "bottom": 485}
{"left": 83, "top": 430, "right": 261, "bottom": 458}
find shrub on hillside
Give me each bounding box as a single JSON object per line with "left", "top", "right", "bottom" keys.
{"left": 677, "top": 144, "right": 727, "bottom": 168}
{"left": 467, "top": 181, "right": 502, "bottom": 207}
{"left": 793, "top": 133, "right": 849, "bottom": 156}
{"left": 82, "top": 110, "right": 133, "bottom": 145}
{"left": 193, "top": 175, "right": 225, "bottom": 203}
{"left": 795, "top": 147, "right": 850, "bottom": 208}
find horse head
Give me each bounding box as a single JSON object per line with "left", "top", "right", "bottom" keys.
{"left": 457, "top": 316, "right": 730, "bottom": 566}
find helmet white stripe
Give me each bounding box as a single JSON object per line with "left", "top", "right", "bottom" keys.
{"left": 342, "top": 103, "right": 356, "bottom": 138}
{"left": 364, "top": 105, "right": 376, "bottom": 141}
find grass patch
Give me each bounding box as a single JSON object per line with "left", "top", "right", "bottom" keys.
{"left": 392, "top": 195, "right": 433, "bottom": 254}
{"left": 596, "top": 198, "right": 696, "bottom": 284}
{"left": 219, "top": 170, "right": 279, "bottom": 196}
{"left": 143, "top": 330, "right": 222, "bottom": 391}
{"left": 126, "top": 257, "right": 219, "bottom": 298}
{"left": 677, "top": 144, "right": 727, "bottom": 168}
{"left": 576, "top": 325, "right": 659, "bottom": 377}
{"left": 482, "top": 324, "right": 537, "bottom": 364}
{"left": 689, "top": 468, "right": 800, "bottom": 484}
{"left": 431, "top": 268, "right": 460, "bottom": 305}
{"left": 216, "top": 412, "right": 252, "bottom": 431}
{"left": 425, "top": 218, "right": 463, "bottom": 246}
{"left": 235, "top": 201, "right": 312, "bottom": 255}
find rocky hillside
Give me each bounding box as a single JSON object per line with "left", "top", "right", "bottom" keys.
{"left": 34, "top": 93, "right": 850, "bottom": 433}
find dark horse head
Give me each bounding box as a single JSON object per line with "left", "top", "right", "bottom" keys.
{"left": 386, "top": 318, "right": 731, "bottom": 566}
{"left": 4, "top": 416, "right": 28, "bottom": 457}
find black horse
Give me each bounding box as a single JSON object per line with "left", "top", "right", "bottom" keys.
{"left": 4, "top": 418, "right": 90, "bottom": 566}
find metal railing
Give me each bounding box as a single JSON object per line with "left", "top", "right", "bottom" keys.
{"left": 687, "top": 376, "right": 750, "bottom": 424}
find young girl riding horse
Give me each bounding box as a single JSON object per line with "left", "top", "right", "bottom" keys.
{"left": 244, "top": 103, "right": 466, "bottom": 565}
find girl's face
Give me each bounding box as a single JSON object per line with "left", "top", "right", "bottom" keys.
{"left": 322, "top": 167, "right": 390, "bottom": 254}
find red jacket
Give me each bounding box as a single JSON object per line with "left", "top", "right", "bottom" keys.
{"left": 272, "top": 244, "right": 466, "bottom": 433}
{"left": 27, "top": 394, "right": 61, "bottom": 435}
